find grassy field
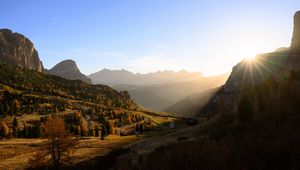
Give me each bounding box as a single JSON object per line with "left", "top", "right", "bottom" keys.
{"left": 0, "top": 110, "right": 189, "bottom": 170}
{"left": 0, "top": 135, "right": 139, "bottom": 170}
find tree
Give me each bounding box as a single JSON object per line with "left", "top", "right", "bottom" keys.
{"left": 101, "top": 124, "right": 107, "bottom": 140}
{"left": 12, "top": 117, "right": 19, "bottom": 138}
{"left": 237, "top": 95, "right": 253, "bottom": 122}
{"left": 139, "top": 124, "right": 144, "bottom": 134}
{"left": 80, "top": 119, "right": 88, "bottom": 136}
{"left": 30, "top": 116, "right": 77, "bottom": 169}
{"left": 95, "top": 125, "right": 99, "bottom": 137}
{"left": 136, "top": 123, "right": 139, "bottom": 133}
{"left": 13, "top": 99, "right": 21, "bottom": 114}
{"left": 0, "top": 121, "right": 9, "bottom": 138}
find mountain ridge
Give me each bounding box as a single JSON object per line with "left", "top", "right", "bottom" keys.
{"left": 88, "top": 68, "right": 204, "bottom": 85}
{"left": 199, "top": 11, "right": 300, "bottom": 117}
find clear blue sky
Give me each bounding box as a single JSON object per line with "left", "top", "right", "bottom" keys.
{"left": 1, "top": 0, "right": 300, "bottom": 76}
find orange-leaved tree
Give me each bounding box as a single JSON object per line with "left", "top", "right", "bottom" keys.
{"left": 30, "top": 116, "right": 78, "bottom": 169}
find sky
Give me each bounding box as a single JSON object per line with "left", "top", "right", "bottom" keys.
{"left": 1, "top": 0, "right": 300, "bottom": 76}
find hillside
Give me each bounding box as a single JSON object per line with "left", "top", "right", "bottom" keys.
{"left": 48, "top": 59, "right": 92, "bottom": 84}
{"left": 0, "top": 63, "right": 138, "bottom": 116}
{"left": 165, "top": 87, "right": 220, "bottom": 118}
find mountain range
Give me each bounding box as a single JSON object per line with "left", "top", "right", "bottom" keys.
{"left": 88, "top": 69, "right": 204, "bottom": 86}
{"left": 86, "top": 69, "right": 228, "bottom": 111}
{"left": 112, "top": 73, "right": 229, "bottom": 111}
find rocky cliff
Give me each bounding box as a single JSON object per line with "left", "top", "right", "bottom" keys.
{"left": 48, "top": 59, "right": 92, "bottom": 84}
{"left": 290, "top": 11, "right": 300, "bottom": 54}
{"left": 199, "top": 11, "right": 300, "bottom": 117}
{"left": 0, "top": 29, "right": 44, "bottom": 72}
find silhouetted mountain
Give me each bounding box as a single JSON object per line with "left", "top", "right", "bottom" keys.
{"left": 48, "top": 59, "right": 92, "bottom": 84}
{"left": 200, "top": 11, "right": 300, "bottom": 117}
{"left": 114, "top": 73, "right": 229, "bottom": 110}
{"left": 0, "top": 29, "right": 44, "bottom": 72}
{"left": 89, "top": 69, "right": 203, "bottom": 85}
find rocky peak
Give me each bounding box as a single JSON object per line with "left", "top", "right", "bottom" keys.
{"left": 291, "top": 11, "right": 300, "bottom": 54}
{"left": 0, "top": 29, "right": 44, "bottom": 72}
{"left": 199, "top": 11, "right": 300, "bottom": 117}
{"left": 48, "top": 59, "right": 91, "bottom": 84}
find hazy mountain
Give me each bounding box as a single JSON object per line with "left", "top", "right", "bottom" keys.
{"left": 0, "top": 29, "right": 44, "bottom": 72}
{"left": 89, "top": 69, "right": 203, "bottom": 85}
{"left": 165, "top": 87, "right": 220, "bottom": 117}
{"left": 114, "top": 73, "right": 229, "bottom": 110}
{"left": 48, "top": 59, "right": 92, "bottom": 84}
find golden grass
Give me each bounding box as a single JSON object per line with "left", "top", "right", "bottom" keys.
{"left": 0, "top": 135, "right": 139, "bottom": 170}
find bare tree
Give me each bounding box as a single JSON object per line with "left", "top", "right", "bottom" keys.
{"left": 29, "top": 116, "right": 78, "bottom": 169}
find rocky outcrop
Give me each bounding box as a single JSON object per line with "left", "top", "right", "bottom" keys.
{"left": 0, "top": 29, "right": 44, "bottom": 72}
{"left": 199, "top": 11, "right": 300, "bottom": 117}
{"left": 48, "top": 59, "right": 91, "bottom": 84}
{"left": 291, "top": 11, "right": 300, "bottom": 54}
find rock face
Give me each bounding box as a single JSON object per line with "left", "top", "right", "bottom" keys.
{"left": 0, "top": 29, "right": 44, "bottom": 72}
{"left": 48, "top": 59, "right": 91, "bottom": 84}
{"left": 199, "top": 11, "right": 300, "bottom": 117}
{"left": 291, "top": 11, "right": 300, "bottom": 54}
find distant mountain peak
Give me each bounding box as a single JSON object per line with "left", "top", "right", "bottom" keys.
{"left": 48, "top": 59, "right": 91, "bottom": 84}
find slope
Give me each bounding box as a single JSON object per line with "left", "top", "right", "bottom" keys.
{"left": 165, "top": 87, "right": 220, "bottom": 118}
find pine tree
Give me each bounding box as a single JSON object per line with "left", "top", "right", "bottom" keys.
{"left": 12, "top": 117, "right": 19, "bottom": 138}
{"left": 139, "top": 124, "right": 144, "bottom": 134}
{"left": 95, "top": 125, "right": 99, "bottom": 137}
{"left": 101, "top": 124, "right": 107, "bottom": 140}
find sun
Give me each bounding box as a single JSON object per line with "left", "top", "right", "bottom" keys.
{"left": 245, "top": 55, "right": 256, "bottom": 61}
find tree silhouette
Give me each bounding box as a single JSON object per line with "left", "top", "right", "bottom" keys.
{"left": 12, "top": 117, "right": 19, "bottom": 138}
{"left": 30, "top": 116, "right": 77, "bottom": 169}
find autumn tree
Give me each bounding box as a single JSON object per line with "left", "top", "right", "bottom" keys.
{"left": 30, "top": 116, "right": 77, "bottom": 169}
{"left": 0, "top": 121, "right": 9, "bottom": 138}
{"left": 80, "top": 119, "right": 88, "bottom": 136}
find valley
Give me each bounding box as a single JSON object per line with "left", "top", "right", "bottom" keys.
{"left": 0, "top": 3, "right": 300, "bottom": 170}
